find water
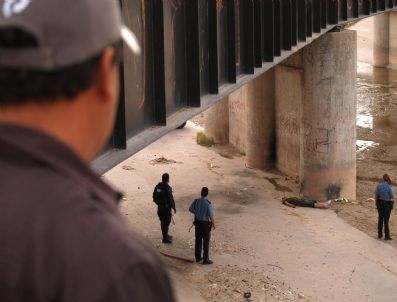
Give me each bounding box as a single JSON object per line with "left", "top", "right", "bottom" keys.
{"left": 356, "top": 62, "right": 397, "bottom": 160}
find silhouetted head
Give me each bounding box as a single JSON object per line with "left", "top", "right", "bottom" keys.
{"left": 201, "top": 187, "right": 209, "bottom": 197}
{"left": 162, "top": 173, "right": 169, "bottom": 183}
{"left": 383, "top": 174, "right": 392, "bottom": 185}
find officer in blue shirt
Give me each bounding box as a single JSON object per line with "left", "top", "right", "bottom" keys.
{"left": 375, "top": 174, "right": 394, "bottom": 240}
{"left": 189, "top": 187, "right": 216, "bottom": 264}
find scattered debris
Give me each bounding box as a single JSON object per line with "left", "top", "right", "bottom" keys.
{"left": 243, "top": 291, "right": 251, "bottom": 299}
{"left": 331, "top": 197, "right": 351, "bottom": 204}
{"left": 150, "top": 157, "right": 182, "bottom": 165}
{"left": 196, "top": 266, "right": 311, "bottom": 302}
{"left": 267, "top": 264, "right": 284, "bottom": 270}
{"left": 122, "top": 165, "right": 135, "bottom": 171}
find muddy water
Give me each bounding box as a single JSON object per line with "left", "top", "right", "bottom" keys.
{"left": 330, "top": 63, "right": 397, "bottom": 247}
{"left": 356, "top": 63, "right": 397, "bottom": 183}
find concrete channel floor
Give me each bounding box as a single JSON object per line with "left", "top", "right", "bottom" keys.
{"left": 104, "top": 122, "right": 397, "bottom": 302}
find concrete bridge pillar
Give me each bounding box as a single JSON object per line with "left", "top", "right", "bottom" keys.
{"left": 389, "top": 12, "right": 397, "bottom": 70}
{"left": 204, "top": 96, "right": 229, "bottom": 143}
{"left": 245, "top": 69, "right": 276, "bottom": 169}
{"left": 373, "top": 13, "right": 390, "bottom": 67}
{"left": 275, "top": 55, "right": 303, "bottom": 180}
{"left": 228, "top": 88, "right": 246, "bottom": 153}
{"left": 301, "top": 30, "right": 357, "bottom": 201}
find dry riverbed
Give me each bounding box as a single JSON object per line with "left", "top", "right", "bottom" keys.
{"left": 104, "top": 122, "right": 397, "bottom": 302}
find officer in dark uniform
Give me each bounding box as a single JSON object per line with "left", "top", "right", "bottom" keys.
{"left": 375, "top": 174, "right": 394, "bottom": 240}
{"left": 189, "top": 187, "right": 216, "bottom": 264}
{"left": 153, "top": 173, "right": 176, "bottom": 244}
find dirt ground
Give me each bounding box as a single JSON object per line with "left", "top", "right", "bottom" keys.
{"left": 104, "top": 122, "right": 397, "bottom": 302}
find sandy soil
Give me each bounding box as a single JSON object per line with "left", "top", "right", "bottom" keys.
{"left": 104, "top": 122, "right": 397, "bottom": 302}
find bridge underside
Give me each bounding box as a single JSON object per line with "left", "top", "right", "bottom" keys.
{"left": 93, "top": 0, "right": 397, "bottom": 173}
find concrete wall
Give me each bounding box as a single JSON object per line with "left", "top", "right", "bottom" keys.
{"left": 390, "top": 11, "right": 397, "bottom": 70}
{"left": 275, "top": 64, "right": 303, "bottom": 179}
{"left": 204, "top": 96, "right": 229, "bottom": 143}
{"left": 245, "top": 69, "right": 276, "bottom": 169}
{"left": 228, "top": 88, "right": 246, "bottom": 153}
{"left": 373, "top": 13, "right": 390, "bottom": 67}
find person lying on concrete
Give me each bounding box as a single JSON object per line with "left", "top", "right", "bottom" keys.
{"left": 0, "top": 1, "right": 175, "bottom": 301}
{"left": 282, "top": 197, "right": 332, "bottom": 209}
{"left": 153, "top": 173, "right": 176, "bottom": 244}
{"left": 189, "top": 187, "right": 216, "bottom": 265}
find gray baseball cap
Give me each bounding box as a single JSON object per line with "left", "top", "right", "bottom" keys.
{"left": 0, "top": 0, "right": 140, "bottom": 70}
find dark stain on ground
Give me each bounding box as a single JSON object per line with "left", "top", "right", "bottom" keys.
{"left": 264, "top": 177, "right": 293, "bottom": 192}
{"left": 232, "top": 169, "right": 260, "bottom": 178}
{"left": 179, "top": 187, "right": 260, "bottom": 216}
{"left": 326, "top": 184, "right": 341, "bottom": 200}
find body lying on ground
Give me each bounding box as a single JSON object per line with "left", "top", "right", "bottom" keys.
{"left": 282, "top": 197, "right": 331, "bottom": 209}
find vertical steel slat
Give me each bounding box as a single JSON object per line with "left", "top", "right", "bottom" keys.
{"left": 282, "top": 0, "right": 292, "bottom": 50}
{"left": 321, "top": 0, "right": 328, "bottom": 27}
{"left": 306, "top": 0, "right": 313, "bottom": 37}
{"left": 313, "top": 0, "right": 322, "bottom": 32}
{"left": 254, "top": 0, "right": 263, "bottom": 67}
{"left": 113, "top": 52, "right": 127, "bottom": 149}
{"left": 263, "top": 0, "right": 274, "bottom": 62}
{"left": 363, "top": 0, "right": 370, "bottom": 13}
{"left": 298, "top": 0, "right": 307, "bottom": 41}
{"left": 186, "top": 0, "right": 201, "bottom": 107}
{"left": 152, "top": 0, "right": 166, "bottom": 125}
{"left": 328, "top": 0, "right": 339, "bottom": 24}
{"left": 274, "top": 0, "right": 282, "bottom": 56}
{"left": 227, "top": 0, "right": 237, "bottom": 83}
{"left": 291, "top": 0, "right": 298, "bottom": 45}
{"left": 208, "top": 0, "right": 219, "bottom": 93}
{"left": 340, "top": 0, "right": 348, "bottom": 20}
{"left": 113, "top": 0, "right": 127, "bottom": 149}
{"left": 371, "top": 0, "right": 378, "bottom": 12}
{"left": 352, "top": 0, "right": 359, "bottom": 17}
{"left": 388, "top": 0, "right": 394, "bottom": 8}
{"left": 243, "top": 0, "right": 255, "bottom": 73}
{"left": 379, "top": 0, "right": 386, "bottom": 10}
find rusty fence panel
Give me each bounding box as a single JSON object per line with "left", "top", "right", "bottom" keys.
{"left": 97, "top": 0, "right": 397, "bottom": 172}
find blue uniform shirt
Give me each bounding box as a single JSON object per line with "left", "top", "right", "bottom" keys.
{"left": 375, "top": 181, "right": 394, "bottom": 201}
{"left": 189, "top": 197, "right": 214, "bottom": 222}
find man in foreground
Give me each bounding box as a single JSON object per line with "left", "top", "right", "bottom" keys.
{"left": 189, "top": 187, "right": 216, "bottom": 264}
{"left": 0, "top": 0, "right": 174, "bottom": 301}
{"left": 153, "top": 173, "right": 176, "bottom": 244}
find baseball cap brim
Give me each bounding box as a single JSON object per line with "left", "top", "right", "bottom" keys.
{"left": 121, "top": 25, "right": 141, "bottom": 55}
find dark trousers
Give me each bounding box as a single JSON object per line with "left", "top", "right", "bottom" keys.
{"left": 195, "top": 221, "right": 211, "bottom": 261}
{"left": 158, "top": 208, "right": 171, "bottom": 240}
{"left": 377, "top": 200, "right": 392, "bottom": 238}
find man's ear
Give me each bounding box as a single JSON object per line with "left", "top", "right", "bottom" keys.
{"left": 97, "top": 47, "right": 118, "bottom": 103}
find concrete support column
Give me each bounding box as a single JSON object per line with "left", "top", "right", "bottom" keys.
{"left": 373, "top": 13, "right": 390, "bottom": 67}
{"left": 204, "top": 97, "right": 229, "bottom": 143}
{"left": 229, "top": 88, "right": 246, "bottom": 153}
{"left": 302, "top": 30, "right": 357, "bottom": 201}
{"left": 245, "top": 69, "right": 276, "bottom": 169}
{"left": 275, "top": 63, "right": 303, "bottom": 179}
{"left": 389, "top": 12, "right": 397, "bottom": 70}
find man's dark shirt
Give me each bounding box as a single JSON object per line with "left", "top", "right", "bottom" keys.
{"left": 0, "top": 124, "right": 175, "bottom": 302}
{"left": 153, "top": 182, "right": 176, "bottom": 212}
